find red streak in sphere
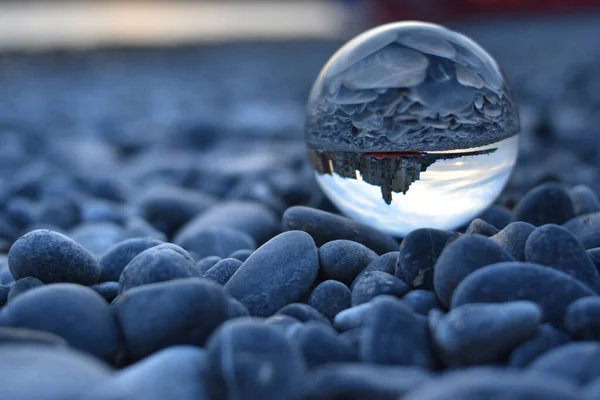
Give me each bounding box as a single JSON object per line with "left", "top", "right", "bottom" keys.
{"left": 362, "top": 151, "right": 423, "bottom": 159}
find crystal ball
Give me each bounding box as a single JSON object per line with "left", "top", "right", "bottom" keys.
{"left": 306, "top": 21, "right": 520, "bottom": 237}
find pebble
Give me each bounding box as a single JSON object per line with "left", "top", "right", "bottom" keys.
{"left": 99, "top": 237, "right": 164, "bottom": 282}
{"left": 206, "top": 318, "right": 306, "bottom": 400}
{"left": 465, "top": 218, "right": 500, "bottom": 236}
{"left": 401, "top": 290, "right": 441, "bottom": 315}
{"left": 176, "top": 201, "right": 279, "bottom": 245}
{"left": 308, "top": 280, "right": 352, "bottom": 321}
{"left": 226, "top": 296, "right": 250, "bottom": 319}
{"left": 432, "top": 302, "right": 542, "bottom": 367}
{"left": 334, "top": 301, "right": 375, "bottom": 331}
{"left": 351, "top": 271, "right": 409, "bottom": 306}
{"left": 318, "top": 239, "right": 377, "bottom": 286}
{"left": 563, "top": 212, "right": 600, "bottom": 249}
{"left": 276, "top": 303, "right": 331, "bottom": 326}
{"left": 203, "top": 258, "right": 242, "bottom": 286}
{"left": 0, "top": 283, "right": 121, "bottom": 362}
{"left": 403, "top": 368, "right": 579, "bottom": 400}
{"left": 303, "top": 363, "right": 430, "bottom": 400}
{"left": 89, "top": 281, "right": 120, "bottom": 302}
{"left": 8, "top": 229, "right": 101, "bottom": 285}
{"left": 119, "top": 243, "right": 196, "bottom": 293}
{"left": 397, "top": 228, "right": 458, "bottom": 290}
{"left": 511, "top": 182, "right": 576, "bottom": 226}
{"left": 528, "top": 342, "right": 600, "bottom": 385}
{"left": 570, "top": 184, "right": 600, "bottom": 216}
{"left": 115, "top": 278, "right": 229, "bottom": 361}
{"left": 478, "top": 205, "right": 512, "bottom": 230}
{"left": 68, "top": 222, "right": 124, "bottom": 256}
{"left": 0, "top": 284, "right": 8, "bottom": 307}
{"left": 525, "top": 224, "right": 600, "bottom": 292}
{"left": 353, "top": 251, "right": 399, "bottom": 286}
{"left": 225, "top": 231, "right": 319, "bottom": 317}
{"left": 508, "top": 324, "right": 569, "bottom": 368}
{"left": 108, "top": 346, "right": 210, "bottom": 400}
{"left": 361, "top": 297, "right": 435, "bottom": 369}
{"left": 228, "top": 249, "right": 254, "bottom": 262}
{"left": 452, "top": 262, "right": 596, "bottom": 326}
{"left": 7, "top": 276, "right": 44, "bottom": 303}
{"left": 282, "top": 206, "right": 398, "bottom": 254}
{"left": 564, "top": 296, "right": 600, "bottom": 339}
{"left": 0, "top": 327, "right": 68, "bottom": 347}
{"left": 490, "top": 221, "right": 535, "bottom": 261}
{"left": 0, "top": 345, "right": 113, "bottom": 400}
{"left": 433, "top": 234, "right": 515, "bottom": 308}
{"left": 295, "top": 322, "right": 358, "bottom": 368}
{"left": 194, "top": 256, "right": 222, "bottom": 275}
{"left": 174, "top": 227, "right": 256, "bottom": 259}
{"left": 135, "top": 185, "right": 216, "bottom": 237}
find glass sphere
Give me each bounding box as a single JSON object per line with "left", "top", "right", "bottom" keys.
{"left": 306, "top": 21, "right": 519, "bottom": 237}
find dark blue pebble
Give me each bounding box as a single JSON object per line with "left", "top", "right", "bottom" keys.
{"left": 225, "top": 231, "right": 319, "bottom": 317}
{"left": 265, "top": 315, "right": 303, "bottom": 337}
{"left": 570, "top": 185, "right": 600, "bottom": 216}
{"left": 121, "top": 217, "right": 167, "bottom": 242}
{"left": 452, "top": 262, "right": 596, "bottom": 326}
{"left": 318, "top": 239, "right": 377, "bottom": 286}
{"left": 194, "top": 256, "right": 222, "bottom": 275}
{"left": 174, "top": 227, "right": 256, "bottom": 259}
{"left": 8, "top": 229, "right": 101, "bottom": 285}
{"left": 512, "top": 182, "right": 576, "bottom": 226}
{"left": 528, "top": 342, "right": 600, "bottom": 385}
{"left": 203, "top": 258, "right": 242, "bottom": 286}
{"left": 0, "top": 283, "right": 121, "bottom": 362}
{"left": 0, "top": 345, "right": 113, "bottom": 400}
{"left": 295, "top": 322, "right": 358, "bottom": 368}
{"left": 401, "top": 290, "right": 441, "bottom": 315}
{"left": 403, "top": 368, "right": 579, "bottom": 400}
{"left": 588, "top": 247, "right": 600, "bottom": 272}
{"left": 490, "top": 221, "right": 535, "bottom": 261}
{"left": 119, "top": 243, "right": 196, "bottom": 293}
{"left": 89, "top": 281, "right": 119, "bottom": 302}
{"left": 37, "top": 196, "right": 81, "bottom": 230}
{"left": 338, "top": 327, "right": 363, "bottom": 350}
{"left": 68, "top": 222, "right": 124, "bottom": 256}
{"left": 508, "top": 324, "right": 569, "bottom": 368}
{"left": 352, "top": 271, "right": 409, "bottom": 306}
{"left": 465, "top": 218, "right": 500, "bottom": 237}
{"left": 564, "top": 296, "right": 600, "bottom": 340}
{"left": 276, "top": 303, "right": 331, "bottom": 326}
{"left": 432, "top": 302, "right": 541, "bottom": 367}
{"left": 177, "top": 201, "right": 279, "bottom": 245}
{"left": 525, "top": 224, "right": 600, "bottom": 292}
{"left": 361, "top": 297, "right": 435, "bottom": 369}
{"left": 353, "top": 251, "right": 399, "bottom": 287}
{"left": 0, "top": 327, "right": 68, "bottom": 347}
{"left": 308, "top": 280, "right": 352, "bottom": 321}
{"left": 115, "top": 278, "right": 229, "bottom": 361}
{"left": 228, "top": 249, "right": 254, "bottom": 262}
{"left": 135, "top": 186, "right": 216, "bottom": 237}
{"left": 7, "top": 277, "right": 44, "bottom": 303}
{"left": 282, "top": 206, "right": 398, "bottom": 255}
{"left": 0, "top": 264, "right": 14, "bottom": 285}
{"left": 334, "top": 301, "right": 375, "bottom": 331}
{"left": 478, "top": 205, "right": 511, "bottom": 230}
{"left": 433, "top": 234, "right": 515, "bottom": 308}
{"left": 0, "top": 284, "right": 8, "bottom": 307}
{"left": 206, "top": 318, "right": 306, "bottom": 400}
{"left": 109, "top": 346, "right": 210, "bottom": 400}
{"left": 563, "top": 212, "right": 600, "bottom": 249}
{"left": 226, "top": 296, "right": 250, "bottom": 319}
{"left": 99, "top": 237, "right": 164, "bottom": 282}
{"left": 583, "top": 379, "right": 600, "bottom": 400}
{"left": 397, "top": 228, "right": 458, "bottom": 290}
{"left": 302, "top": 363, "right": 430, "bottom": 400}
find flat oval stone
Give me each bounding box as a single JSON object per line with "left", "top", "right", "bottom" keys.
{"left": 225, "top": 231, "right": 319, "bottom": 317}
{"left": 529, "top": 342, "right": 600, "bottom": 385}
{"left": 508, "top": 324, "right": 569, "bottom": 368}
{"left": 490, "top": 222, "right": 535, "bottom": 261}
{"left": 512, "top": 183, "right": 576, "bottom": 226}
{"left": 452, "top": 262, "right": 596, "bottom": 326}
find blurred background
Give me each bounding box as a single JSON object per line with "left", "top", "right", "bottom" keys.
{"left": 1, "top": 0, "right": 600, "bottom": 244}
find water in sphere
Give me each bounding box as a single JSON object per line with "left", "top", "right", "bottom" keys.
{"left": 306, "top": 22, "right": 520, "bottom": 237}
